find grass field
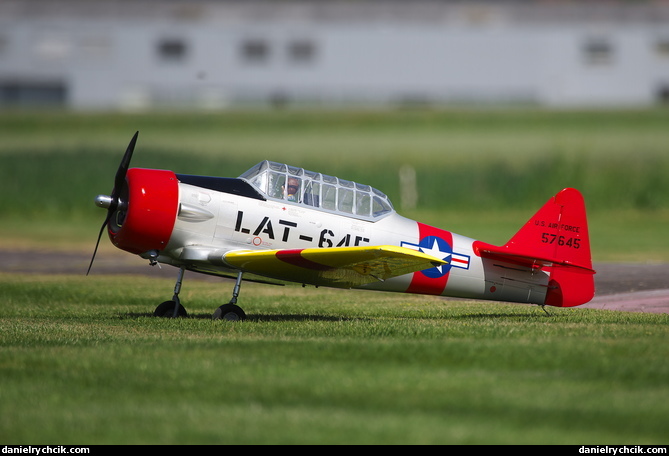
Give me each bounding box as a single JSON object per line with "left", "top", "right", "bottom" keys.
{"left": 1, "top": 109, "right": 668, "bottom": 444}
{"left": 1, "top": 273, "right": 668, "bottom": 445}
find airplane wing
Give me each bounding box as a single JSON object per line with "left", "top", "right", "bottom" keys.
{"left": 222, "top": 245, "right": 447, "bottom": 288}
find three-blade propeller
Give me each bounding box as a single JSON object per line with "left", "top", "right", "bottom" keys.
{"left": 86, "top": 131, "right": 139, "bottom": 275}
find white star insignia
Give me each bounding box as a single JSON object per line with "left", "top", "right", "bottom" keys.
{"left": 419, "top": 239, "right": 451, "bottom": 273}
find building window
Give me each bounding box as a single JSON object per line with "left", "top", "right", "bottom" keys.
{"left": 288, "top": 39, "right": 316, "bottom": 64}
{"left": 157, "top": 38, "right": 188, "bottom": 62}
{"left": 241, "top": 39, "right": 270, "bottom": 64}
{"left": 584, "top": 38, "right": 613, "bottom": 66}
{"left": 0, "top": 80, "right": 67, "bottom": 107}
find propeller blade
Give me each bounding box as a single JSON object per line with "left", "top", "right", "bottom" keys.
{"left": 111, "top": 131, "right": 138, "bottom": 200}
{"left": 86, "top": 211, "right": 112, "bottom": 276}
{"left": 87, "top": 131, "right": 139, "bottom": 275}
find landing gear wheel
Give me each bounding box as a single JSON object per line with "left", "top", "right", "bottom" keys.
{"left": 154, "top": 300, "right": 188, "bottom": 318}
{"left": 213, "top": 303, "right": 247, "bottom": 321}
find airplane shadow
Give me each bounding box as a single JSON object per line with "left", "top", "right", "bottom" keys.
{"left": 247, "top": 314, "right": 355, "bottom": 322}
{"left": 450, "top": 311, "right": 553, "bottom": 320}
{"left": 121, "top": 312, "right": 355, "bottom": 322}
{"left": 121, "top": 311, "right": 551, "bottom": 323}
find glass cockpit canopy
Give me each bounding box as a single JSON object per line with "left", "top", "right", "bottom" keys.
{"left": 239, "top": 160, "right": 394, "bottom": 220}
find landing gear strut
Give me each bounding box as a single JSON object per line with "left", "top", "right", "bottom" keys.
{"left": 212, "top": 272, "right": 247, "bottom": 321}
{"left": 153, "top": 266, "right": 188, "bottom": 318}
{"left": 153, "top": 267, "right": 247, "bottom": 321}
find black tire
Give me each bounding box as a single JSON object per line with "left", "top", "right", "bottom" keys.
{"left": 153, "top": 300, "right": 188, "bottom": 318}
{"left": 213, "top": 303, "right": 247, "bottom": 321}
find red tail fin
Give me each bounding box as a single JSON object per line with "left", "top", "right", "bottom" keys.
{"left": 475, "top": 188, "right": 595, "bottom": 307}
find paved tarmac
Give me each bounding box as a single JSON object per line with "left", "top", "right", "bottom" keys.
{"left": 581, "top": 263, "right": 669, "bottom": 314}
{"left": 1, "top": 249, "right": 668, "bottom": 314}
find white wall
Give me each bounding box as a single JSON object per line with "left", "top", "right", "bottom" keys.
{"left": 1, "top": 1, "right": 668, "bottom": 109}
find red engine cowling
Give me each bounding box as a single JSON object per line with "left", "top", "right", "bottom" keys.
{"left": 108, "top": 168, "right": 179, "bottom": 255}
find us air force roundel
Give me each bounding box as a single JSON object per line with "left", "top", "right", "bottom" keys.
{"left": 401, "top": 235, "right": 471, "bottom": 278}
{"left": 401, "top": 223, "right": 471, "bottom": 296}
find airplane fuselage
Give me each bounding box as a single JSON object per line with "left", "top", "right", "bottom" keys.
{"left": 151, "top": 179, "right": 550, "bottom": 306}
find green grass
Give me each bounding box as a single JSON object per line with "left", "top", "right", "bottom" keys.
{"left": 1, "top": 273, "right": 667, "bottom": 444}
{"left": 2, "top": 109, "right": 669, "bottom": 216}
{"left": 1, "top": 109, "right": 668, "bottom": 444}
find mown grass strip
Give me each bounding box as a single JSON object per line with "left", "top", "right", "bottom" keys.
{"left": 1, "top": 273, "right": 667, "bottom": 444}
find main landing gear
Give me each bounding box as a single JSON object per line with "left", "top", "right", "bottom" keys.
{"left": 152, "top": 267, "right": 248, "bottom": 321}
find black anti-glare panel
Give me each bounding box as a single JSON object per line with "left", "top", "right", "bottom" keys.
{"left": 176, "top": 174, "right": 266, "bottom": 201}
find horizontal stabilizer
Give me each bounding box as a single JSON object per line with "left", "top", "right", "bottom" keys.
{"left": 475, "top": 245, "right": 596, "bottom": 273}
{"left": 223, "top": 245, "right": 446, "bottom": 288}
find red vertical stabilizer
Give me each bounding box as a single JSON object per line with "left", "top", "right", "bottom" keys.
{"left": 474, "top": 188, "right": 595, "bottom": 307}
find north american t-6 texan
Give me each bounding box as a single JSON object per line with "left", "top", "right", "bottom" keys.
{"left": 88, "top": 132, "right": 596, "bottom": 321}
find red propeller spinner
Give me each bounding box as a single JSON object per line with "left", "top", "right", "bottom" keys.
{"left": 87, "top": 132, "right": 179, "bottom": 274}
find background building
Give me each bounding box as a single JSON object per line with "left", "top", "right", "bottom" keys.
{"left": 1, "top": 0, "right": 669, "bottom": 109}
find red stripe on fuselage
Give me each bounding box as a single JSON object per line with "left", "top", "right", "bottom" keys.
{"left": 406, "top": 223, "right": 453, "bottom": 295}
